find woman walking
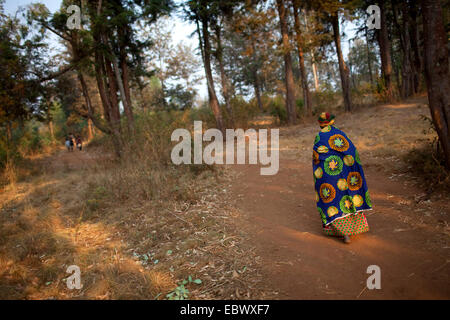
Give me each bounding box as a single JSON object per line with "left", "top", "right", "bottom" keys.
{"left": 312, "top": 113, "right": 372, "bottom": 244}
{"left": 69, "top": 135, "right": 74, "bottom": 151}
{"left": 65, "top": 136, "right": 71, "bottom": 152}
{"left": 76, "top": 136, "right": 82, "bottom": 151}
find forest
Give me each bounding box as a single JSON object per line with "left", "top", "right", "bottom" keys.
{"left": 0, "top": 0, "right": 449, "bottom": 300}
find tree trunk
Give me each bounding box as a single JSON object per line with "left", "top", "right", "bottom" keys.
{"left": 119, "top": 25, "right": 133, "bottom": 110}
{"left": 119, "top": 34, "right": 134, "bottom": 130}
{"left": 88, "top": 0, "right": 122, "bottom": 157}
{"left": 365, "top": 27, "right": 374, "bottom": 85}
{"left": 250, "top": 37, "right": 264, "bottom": 113}
{"left": 304, "top": 9, "right": 319, "bottom": 91}
{"left": 78, "top": 72, "right": 112, "bottom": 135}
{"left": 254, "top": 74, "right": 264, "bottom": 113}
{"left": 331, "top": 13, "right": 352, "bottom": 112}
{"left": 88, "top": 118, "right": 94, "bottom": 140}
{"left": 201, "top": 17, "right": 224, "bottom": 133}
{"left": 92, "top": 43, "right": 122, "bottom": 157}
{"left": 311, "top": 59, "right": 319, "bottom": 91}
{"left": 111, "top": 51, "right": 134, "bottom": 132}
{"left": 410, "top": 2, "right": 422, "bottom": 94}
{"left": 392, "top": 0, "right": 415, "bottom": 99}
{"left": 276, "top": 0, "right": 297, "bottom": 124}
{"left": 49, "top": 121, "right": 55, "bottom": 142}
{"left": 104, "top": 54, "right": 121, "bottom": 130}
{"left": 400, "top": 2, "right": 415, "bottom": 98}
{"left": 214, "top": 23, "right": 234, "bottom": 127}
{"left": 421, "top": 0, "right": 450, "bottom": 169}
{"left": 292, "top": 0, "right": 312, "bottom": 116}
{"left": 377, "top": 0, "right": 393, "bottom": 101}
{"left": 6, "top": 121, "right": 12, "bottom": 146}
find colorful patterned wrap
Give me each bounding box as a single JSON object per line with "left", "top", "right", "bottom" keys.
{"left": 312, "top": 125, "right": 372, "bottom": 226}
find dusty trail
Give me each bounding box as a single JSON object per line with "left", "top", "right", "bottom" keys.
{"left": 229, "top": 141, "right": 449, "bottom": 299}
{"left": 43, "top": 147, "right": 102, "bottom": 171}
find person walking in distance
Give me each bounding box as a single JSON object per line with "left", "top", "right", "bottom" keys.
{"left": 65, "top": 136, "right": 71, "bottom": 152}
{"left": 76, "top": 136, "right": 82, "bottom": 151}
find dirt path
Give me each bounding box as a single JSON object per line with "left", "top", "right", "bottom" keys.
{"left": 42, "top": 147, "right": 102, "bottom": 171}
{"left": 229, "top": 109, "right": 450, "bottom": 299}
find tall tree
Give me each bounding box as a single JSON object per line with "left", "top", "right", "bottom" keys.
{"left": 409, "top": 1, "right": 422, "bottom": 94}
{"left": 0, "top": 7, "right": 49, "bottom": 146}
{"left": 276, "top": 0, "right": 297, "bottom": 124}
{"left": 292, "top": 0, "right": 312, "bottom": 116}
{"left": 391, "top": 0, "right": 415, "bottom": 99}
{"left": 227, "top": 0, "right": 279, "bottom": 111}
{"left": 421, "top": 0, "right": 450, "bottom": 169}
{"left": 330, "top": 12, "right": 352, "bottom": 112}
{"left": 212, "top": 17, "right": 234, "bottom": 126}
{"left": 310, "top": 0, "right": 354, "bottom": 111}
{"left": 303, "top": 9, "right": 320, "bottom": 91}
{"left": 185, "top": 0, "right": 225, "bottom": 132}
{"left": 30, "top": 0, "right": 174, "bottom": 156}
{"left": 375, "top": 0, "right": 394, "bottom": 100}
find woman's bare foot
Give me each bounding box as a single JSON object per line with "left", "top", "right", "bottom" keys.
{"left": 343, "top": 235, "right": 351, "bottom": 244}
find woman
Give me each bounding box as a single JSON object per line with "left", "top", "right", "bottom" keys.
{"left": 65, "top": 136, "right": 71, "bottom": 151}
{"left": 76, "top": 136, "right": 82, "bottom": 151}
{"left": 69, "top": 135, "right": 74, "bottom": 151}
{"left": 312, "top": 112, "right": 372, "bottom": 244}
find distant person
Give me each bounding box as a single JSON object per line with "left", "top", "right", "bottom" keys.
{"left": 76, "top": 136, "right": 82, "bottom": 151}
{"left": 68, "top": 134, "right": 74, "bottom": 152}
{"left": 65, "top": 136, "right": 71, "bottom": 151}
{"left": 312, "top": 112, "right": 373, "bottom": 244}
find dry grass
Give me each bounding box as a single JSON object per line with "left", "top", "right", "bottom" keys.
{"left": 0, "top": 131, "right": 267, "bottom": 299}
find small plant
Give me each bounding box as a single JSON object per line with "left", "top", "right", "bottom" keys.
{"left": 133, "top": 251, "right": 159, "bottom": 266}
{"left": 166, "top": 275, "right": 202, "bottom": 300}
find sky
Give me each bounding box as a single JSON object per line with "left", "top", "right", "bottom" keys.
{"left": 4, "top": 0, "right": 198, "bottom": 48}
{"left": 4, "top": 0, "right": 358, "bottom": 101}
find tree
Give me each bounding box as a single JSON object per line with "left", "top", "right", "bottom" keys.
{"left": 303, "top": 9, "right": 321, "bottom": 91}
{"left": 310, "top": 0, "right": 354, "bottom": 112}
{"left": 29, "top": 0, "right": 174, "bottom": 157}
{"left": 276, "top": 0, "right": 297, "bottom": 124}
{"left": 330, "top": 12, "right": 352, "bottom": 112}
{"left": 166, "top": 43, "right": 202, "bottom": 91}
{"left": 0, "top": 5, "right": 49, "bottom": 146}
{"left": 184, "top": 0, "right": 225, "bottom": 133}
{"left": 225, "top": 1, "right": 280, "bottom": 111}
{"left": 421, "top": 0, "right": 450, "bottom": 169}
{"left": 212, "top": 15, "right": 235, "bottom": 126}
{"left": 143, "top": 17, "right": 173, "bottom": 108}
{"left": 348, "top": 38, "right": 379, "bottom": 87}
{"left": 391, "top": 0, "right": 415, "bottom": 99}
{"left": 375, "top": 0, "right": 394, "bottom": 100}
{"left": 292, "top": 0, "right": 312, "bottom": 116}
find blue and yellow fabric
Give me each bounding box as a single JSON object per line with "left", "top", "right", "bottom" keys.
{"left": 313, "top": 121, "right": 372, "bottom": 226}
